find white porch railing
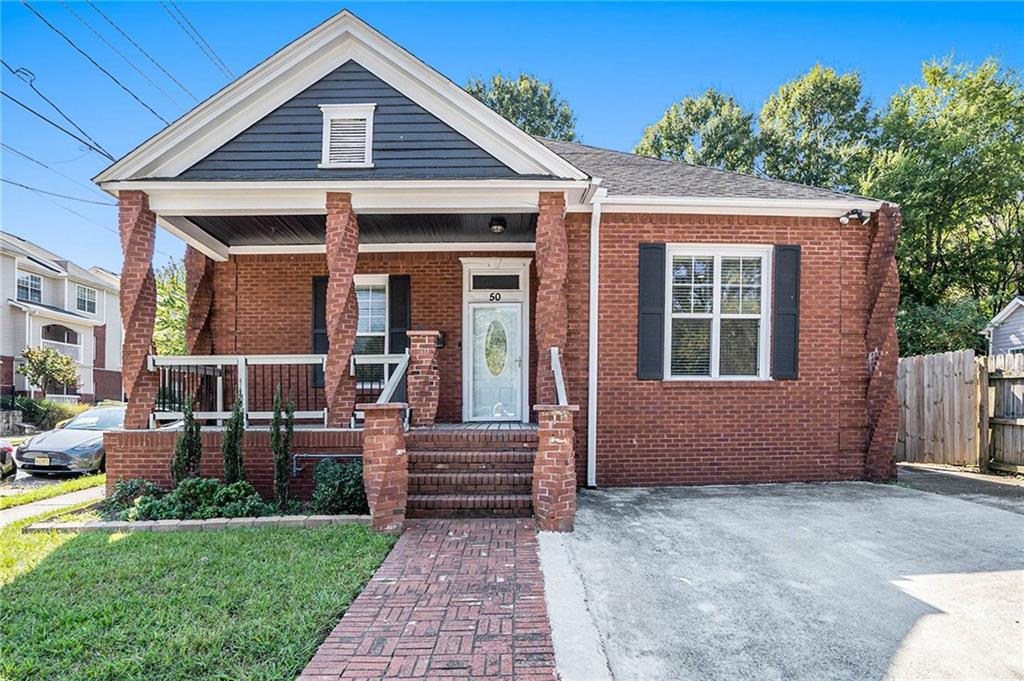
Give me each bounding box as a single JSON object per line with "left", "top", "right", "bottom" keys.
{"left": 551, "top": 346, "right": 569, "bottom": 406}
{"left": 149, "top": 354, "right": 328, "bottom": 426}
{"left": 351, "top": 352, "right": 410, "bottom": 427}
{"left": 45, "top": 393, "right": 81, "bottom": 405}
{"left": 41, "top": 339, "right": 82, "bottom": 363}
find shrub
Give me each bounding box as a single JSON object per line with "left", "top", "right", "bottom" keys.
{"left": 221, "top": 389, "right": 245, "bottom": 484}
{"left": 16, "top": 397, "right": 90, "bottom": 431}
{"left": 100, "top": 478, "right": 165, "bottom": 520}
{"left": 170, "top": 400, "right": 203, "bottom": 487}
{"left": 270, "top": 385, "right": 294, "bottom": 510}
{"left": 125, "top": 477, "right": 275, "bottom": 521}
{"left": 311, "top": 459, "right": 368, "bottom": 515}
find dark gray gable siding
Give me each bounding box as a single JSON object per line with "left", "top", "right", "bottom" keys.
{"left": 178, "top": 61, "right": 525, "bottom": 180}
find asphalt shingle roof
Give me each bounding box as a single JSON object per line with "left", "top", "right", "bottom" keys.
{"left": 538, "top": 137, "right": 875, "bottom": 203}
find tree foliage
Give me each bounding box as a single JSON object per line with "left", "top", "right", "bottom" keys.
{"left": 896, "top": 298, "right": 989, "bottom": 357}
{"left": 270, "top": 385, "right": 294, "bottom": 509}
{"left": 155, "top": 259, "right": 188, "bottom": 356}
{"left": 466, "top": 73, "right": 578, "bottom": 141}
{"left": 221, "top": 388, "right": 245, "bottom": 484}
{"left": 17, "top": 346, "right": 80, "bottom": 395}
{"left": 759, "top": 64, "right": 876, "bottom": 191}
{"left": 634, "top": 89, "right": 757, "bottom": 172}
{"left": 171, "top": 400, "right": 203, "bottom": 488}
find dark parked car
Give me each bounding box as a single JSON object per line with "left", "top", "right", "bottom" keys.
{"left": 0, "top": 439, "right": 15, "bottom": 478}
{"left": 15, "top": 406, "right": 125, "bottom": 475}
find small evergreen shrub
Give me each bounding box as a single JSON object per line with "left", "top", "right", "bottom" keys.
{"left": 270, "top": 385, "right": 294, "bottom": 510}
{"left": 170, "top": 400, "right": 203, "bottom": 487}
{"left": 221, "top": 389, "right": 245, "bottom": 484}
{"left": 124, "top": 477, "right": 275, "bottom": 521}
{"left": 100, "top": 478, "right": 165, "bottom": 519}
{"left": 311, "top": 459, "right": 368, "bottom": 515}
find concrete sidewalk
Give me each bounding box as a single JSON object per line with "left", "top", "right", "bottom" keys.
{"left": 0, "top": 485, "right": 105, "bottom": 529}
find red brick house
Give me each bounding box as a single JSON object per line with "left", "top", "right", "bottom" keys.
{"left": 97, "top": 10, "right": 899, "bottom": 531}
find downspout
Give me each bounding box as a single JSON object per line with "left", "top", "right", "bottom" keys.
{"left": 586, "top": 185, "right": 607, "bottom": 488}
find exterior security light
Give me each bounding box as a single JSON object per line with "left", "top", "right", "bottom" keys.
{"left": 489, "top": 217, "right": 506, "bottom": 234}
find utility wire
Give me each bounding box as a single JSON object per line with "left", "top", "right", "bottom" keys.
{"left": 167, "top": 0, "right": 232, "bottom": 76}
{"left": 86, "top": 0, "right": 198, "bottom": 102}
{"left": 61, "top": 1, "right": 180, "bottom": 107}
{"left": 159, "top": 0, "right": 232, "bottom": 78}
{"left": 2, "top": 178, "right": 116, "bottom": 205}
{"left": 20, "top": 0, "right": 170, "bottom": 124}
{"left": 1, "top": 142, "right": 111, "bottom": 199}
{"left": 1, "top": 58, "right": 114, "bottom": 160}
{"left": 1, "top": 91, "right": 116, "bottom": 162}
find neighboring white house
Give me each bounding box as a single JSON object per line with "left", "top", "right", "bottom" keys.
{"left": 0, "top": 232, "right": 123, "bottom": 403}
{"left": 985, "top": 296, "right": 1024, "bottom": 355}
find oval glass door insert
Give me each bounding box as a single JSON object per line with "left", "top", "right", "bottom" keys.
{"left": 485, "top": 319, "right": 508, "bottom": 376}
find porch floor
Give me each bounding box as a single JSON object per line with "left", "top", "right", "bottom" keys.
{"left": 423, "top": 422, "right": 539, "bottom": 432}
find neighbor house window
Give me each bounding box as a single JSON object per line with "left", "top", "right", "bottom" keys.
{"left": 666, "top": 245, "right": 771, "bottom": 379}
{"left": 318, "top": 103, "right": 375, "bottom": 168}
{"left": 1009, "top": 347, "right": 1024, "bottom": 355}
{"left": 16, "top": 272, "right": 42, "bottom": 303}
{"left": 76, "top": 284, "right": 97, "bottom": 314}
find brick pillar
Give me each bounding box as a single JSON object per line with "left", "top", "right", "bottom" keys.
{"left": 324, "top": 192, "right": 360, "bottom": 427}
{"left": 864, "top": 204, "right": 901, "bottom": 482}
{"left": 359, "top": 403, "right": 408, "bottom": 534}
{"left": 535, "top": 192, "right": 568, "bottom": 405}
{"left": 533, "top": 404, "right": 579, "bottom": 532}
{"left": 406, "top": 331, "right": 440, "bottom": 427}
{"left": 119, "top": 190, "right": 158, "bottom": 429}
{"left": 184, "top": 245, "right": 215, "bottom": 355}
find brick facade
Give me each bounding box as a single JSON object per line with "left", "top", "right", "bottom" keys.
{"left": 324, "top": 192, "right": 361, "bottom": 426}
{"left": 359, "top": 403, "right": 408, "bottom": 533}
{"left": 185, "top": 245, "right": 215, "bottom": 355}
{"left": 93, "top": 368, "right": 123, "bottom": 402}
{"left": 406, "top": 330, "right": 440, "bottom": 427}
{"left": 93, "top": 325, "right": 106, "bottom": 369}
{"left": 0, "top": 355, "right": 13, "bottom": 391}
{"left": 533, "top": 405, "right": 578, "bottom": 531}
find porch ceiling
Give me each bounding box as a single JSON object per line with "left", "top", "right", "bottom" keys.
{"left": 185, "top": 212, "right": 537, "bottom": 247}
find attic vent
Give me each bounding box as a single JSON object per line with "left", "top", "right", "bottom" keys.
{"left": 319, "top": 103, "right": 375, "bottom": 168}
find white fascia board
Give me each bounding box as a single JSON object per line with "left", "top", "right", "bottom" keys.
{"left": 8, "top": 300, "right": 104, "bottom": 327}
{"left": 157, "top": 216, "right": 229, "bottom": 261}
{"left": 94, "top": 12, "right": 586, "bottom": 183}
{"left": 586, "top": 195, "right": 886, "bottom": 217}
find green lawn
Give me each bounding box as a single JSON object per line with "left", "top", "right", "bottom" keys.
{"left": 0, "top": 473, "right": 106, "bottom": 510}
{"left": 0, "top": 510, "right": 396, "bottom": 680}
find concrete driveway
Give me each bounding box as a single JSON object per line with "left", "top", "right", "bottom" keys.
{"left": 540, "top": 483, "right": 1024, "bottom": 681}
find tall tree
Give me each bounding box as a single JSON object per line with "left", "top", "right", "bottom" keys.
{"left": 154, "top": 259, "right": 187, "bottom": 356}
{"left": 759, "top": 64, "right": 876, "bottom": 190}
{"left": 466, "top": 73, "right": 578, "bottom": 141}
{"left": 634, "top": 89, "right": 758, "bottom": 172}
{"left": 861, "top": 57, "right": 1024, "bottom": 313}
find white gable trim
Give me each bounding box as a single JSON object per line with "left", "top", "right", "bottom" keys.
{"left": 986, "top": 297, "right": 1024, "bottom": 331}
{"left": 94, "top": 11, "right": 586, "bottom": 184}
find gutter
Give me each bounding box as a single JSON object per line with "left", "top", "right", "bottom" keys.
{"left": 586, "top": 183, "right": 607, "bottom": 488}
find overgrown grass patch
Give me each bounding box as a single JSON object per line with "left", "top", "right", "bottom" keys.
{"left": 0, "top": 473, "right": 105, "bottom": 510}
{"left": 0, "top": 510, "right": 396, "bottom": 680}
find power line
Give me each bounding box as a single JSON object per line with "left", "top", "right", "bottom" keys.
{"left": 168, "top": 0, "right": 232, "bottom": 77}
{"left": 1, "top": 58, "right": 114, "bottom": 160}
{"left": 1, "top": 142, "right": 111, "bottom": 199}
{"left": 159, "top": 0, "right": 232, "bottom": 78}
{"left": 2, "top": 178, "right": 116, "bottom": 205}
{"left": 1, "top": 91, "right": 116, "bottom": 162}
{"left": 61, "top": 1, "right": 180, "bottom": 107}
{"left": 20, "top": 0, "right": 170, "bottom": 125}
{"left": 86, "top": 1, "right": 198, "bottom": 102}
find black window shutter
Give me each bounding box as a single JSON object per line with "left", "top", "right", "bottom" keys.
{"left": 771, "top": 245, "right": 801, "bottom": 380}
{"left": 312, "top": 276, "right": 328, "bottom": 388}
{"left": 637, "top": 243, "right": 666, "bottom": 380}
{"left": 387, "top": 274, "right": 411, "bottom": 402}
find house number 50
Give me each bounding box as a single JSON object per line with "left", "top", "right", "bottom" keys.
{"left": 489, "top": 292, "right": 502, "bottom": 301}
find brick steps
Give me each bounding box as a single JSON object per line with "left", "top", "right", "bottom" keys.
{"left": 405, "top": 446, "right": 535, "bottom": 518}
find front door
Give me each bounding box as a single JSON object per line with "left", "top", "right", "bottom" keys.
{"left": 468, "top": 302, "right": 522, "bottom": 421}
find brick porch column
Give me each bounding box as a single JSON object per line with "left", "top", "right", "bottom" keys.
{"left": 406, "top": 331, "right": 440, "bottom": 427}
{"left": 324, "top": 192, "right": 360, "bottom": 427}
{"left": 864, "top": 204, "right": 901, "bottom": 482}
{"left": 534, "top": 191, "right": 568, "bottom": 405}
{"left": 184, "top": 245, "right": 215, "bottom": 355}
{"left": 533, "top": 404, "right": 579, "bottom": 532}
{"left": 359, "top": 403, "right": 408, "bottom": 534}
{"left": 118, "top": 190, "right": 159, "bottom": 429}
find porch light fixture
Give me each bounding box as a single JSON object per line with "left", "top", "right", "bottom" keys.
{"left": 839, "top": 209, "right": 870, "bottom": 226}
{"left": 488, "top": 217, "right": 506, "bottom": 234}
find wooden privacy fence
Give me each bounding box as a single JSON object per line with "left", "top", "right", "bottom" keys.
{"left": 896, "top": 350, "right": 1024, "bottom": 472}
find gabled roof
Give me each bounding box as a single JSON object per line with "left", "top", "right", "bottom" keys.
{"left": 95, "top": 10, "right": 586, "bottom": 184}
{"left": 986, "top": 296, "right": 1024, "bottom": 331}
{"left": 0, "top": 232, "right": 117, "bottom": 290}
{"left": 538, "top": 138, "right": 882, "bottom": 205}
{"left": 7, "top": 299, "right": 104, "bottom": 326}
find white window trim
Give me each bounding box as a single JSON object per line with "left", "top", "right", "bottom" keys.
{"left": 16, "top": 271, "right": 43, "bottom": 304}
{"left": 663, "top": 244, "right": 773, "bottom": 381}
{"left": 318, "top": 103, "right": 375, "bottom": 169}
{"left": 75, "top": 283, "right": 98, "bottom": 316}
{"left": 353, "top": 274, "right": 389, "bottom": 390}
{"left": 1008, "top": 346, "right": 1024, "bottom": 355}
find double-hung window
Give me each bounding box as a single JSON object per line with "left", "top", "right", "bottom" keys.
{"left": 16, "top": 272, "right": 42, "bottom": 303}
{"left": 76, "top": 284, "right": 97, "bottom": 315}
{"left": 666, "top": 245, "right": 771, "bottom": 380}
{"left": 353, "top": 276, "right": 388, "bottom": 383}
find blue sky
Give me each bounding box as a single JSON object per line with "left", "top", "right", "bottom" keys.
{"left": 2, "top": 1, "right": 1021, "bottom": 272}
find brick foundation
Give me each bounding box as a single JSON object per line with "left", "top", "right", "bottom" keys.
{"left": 406, "top": 330, "right": 440, "bottom": 427}
{"left": 533, "top": 405, "right": 578, "bottom": 531}
{"left": 359, "top": 403, "right": 408, "bottom": 534}
{"left": 118, "top": 190, "right": 158, "bottom": 429}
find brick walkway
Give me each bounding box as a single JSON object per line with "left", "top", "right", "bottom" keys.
{"left": 299, "top": 519, "right": 556, "bottom": 681}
